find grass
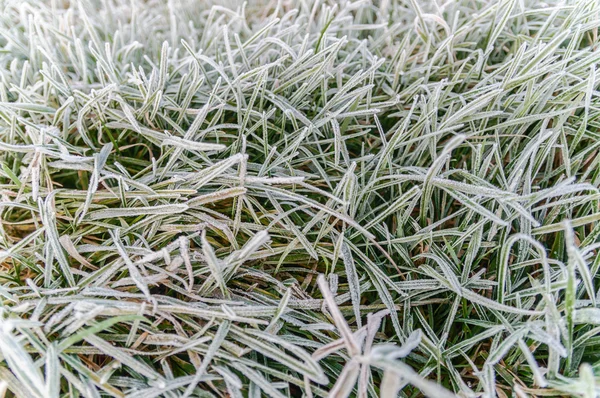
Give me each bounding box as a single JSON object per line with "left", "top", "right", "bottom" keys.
{"left": 1, "top": 0, "right": 600, "bottom": 396}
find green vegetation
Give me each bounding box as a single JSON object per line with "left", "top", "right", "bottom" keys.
{"left": 1, "top": 0, "right": 600, "bottom": 396}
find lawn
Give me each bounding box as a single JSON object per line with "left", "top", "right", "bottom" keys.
{"left": 1, "top": 0, "right": 600, "bottom": 396}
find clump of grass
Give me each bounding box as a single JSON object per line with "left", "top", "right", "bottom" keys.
{"left": 1, "top": 0, "right": 600, "bottom": 396}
